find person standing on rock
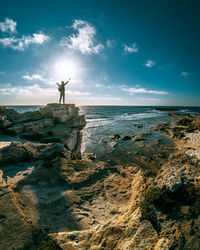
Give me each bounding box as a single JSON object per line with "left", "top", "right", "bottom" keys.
{"left": 57, "top": 78, "right": 71, "bottom": 104}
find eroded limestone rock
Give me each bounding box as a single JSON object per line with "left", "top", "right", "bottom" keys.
{"left": 0, "top": 103, "right": 86, "bottom": 159}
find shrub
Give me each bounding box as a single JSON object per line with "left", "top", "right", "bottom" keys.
{"left": 140, "top": 187, "right": 163, "bottom": 231}
{"left": 140, "top": 184, "right": 200, "bottom": 228}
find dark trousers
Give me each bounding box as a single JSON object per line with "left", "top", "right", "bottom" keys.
{"left": 59, "top": 91, "right": 65, "bottom": 104}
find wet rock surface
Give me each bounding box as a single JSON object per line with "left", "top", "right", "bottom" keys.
{"left": 0, "top": 109, "right": 200, "bottom": 249}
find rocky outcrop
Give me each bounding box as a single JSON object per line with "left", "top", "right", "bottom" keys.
{"left": 0, "top": 141, "right": 68, "bottom": 165}
{"left": 49, "top": 116, "right": 200, "bottom": 250}
{"left": 0, "top": 103, "right": 86, "bottom": 159}
{"left": 0, "top": 110, "right": 200, "bottom": 249}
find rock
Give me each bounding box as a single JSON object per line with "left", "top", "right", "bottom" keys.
{"left": 154, "top": 237, "right": 171, "bottom": 249}
{"left": 176, "top": 117, "right": 193, "bottom": 126}
{"left": 1, "top": 106, "right": 200, "bottom": 250}
{"left": 63, "top": 130, "right": 78, "bottom": 151}
{"left": 0, "top": 103, "right": 86, "bottom": 159}
{"left": 39, "top": 142, "right": 67, "bottom": 160}
{"left": 0, "top": 115, "right": 12, "bottom": 128}
{"left": 132, "top": 136, "right": 145, "bottom": 141}
{"left": 109, "top": 134, "right": 120, "bottom": 140}
{"left": 108, "top": 141, "right": 118, "bottom": 148}
{"left": 50, "top": 125, "right": 71, "bottom": 137}
{"left": 40, "top": 103, "right": 78, "bottom": 123}
{"left": 7, "top": 125, "right": 24, "bottom": 134}
{"left": 15, "top": 110, "right": 42, "bottom": 124}
{"left": 120, "top": 135, "right": 132, "bottom": 140}
{"left": 40, "top": 136, "right": 62, "bottom": 143}
{"left": 20, "top": 132, "right": 44, "bottom": 141}
{"left": 138, "top": 131, "right": 151, "bottom": 137}
{"left": 0, "top": 141, "right": 68, "bottom": 165}
{"left": 151, "top": 123, "right": 170, "bottom": 133}
{"left": 154, "top": 162, "right": 199, "bottom": 191}
{"left": 172, "top": 126, "right": 185, "bottom": 138}
{"left": 0, "top": 184, "right": 33, "bottom": 249}
{"left": 83, "top": 153, "right": 96, "bottom": 161}
{"left": 127, "top": 220, "right": 158, "bottom": 249}
{"left": 0, "top": 142, "right": 28, "bottom": 164}
{"left": 23, "top": 119, "right": 54, "bottom": 133}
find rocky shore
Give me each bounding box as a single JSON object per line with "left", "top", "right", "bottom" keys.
{"left": 0, "top": 106, "right": 200, "bottom": 249}
{"left": 0, "top": 103, "right": 86, "bottom": 159}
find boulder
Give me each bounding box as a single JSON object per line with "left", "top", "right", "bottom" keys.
{"left": 154, "top": 164, "right": 199, "bottom": 191}
{"left": 132, "top": 136, "right": 145, "bottom": 142}
{"left": 0, "top": 115, "right": 12, "bottom": 128}
{"left": 0, "top": 142, "right": 28, "bottom": 164}
{"left": 120, "top": 135, "right": 132, "bottom": 140}
{"left": 0, "top": 141, "right": 68, "bottom": 165}
{"left": 109, "top": 134, "right": 121, "bottom": 140}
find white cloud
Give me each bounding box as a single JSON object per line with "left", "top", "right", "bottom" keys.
{"left": 95, "top": 83, "right": 103, "bottom": 87}
{"left": 0, "top": 18, "right": 17, "bottom": 33}
{"left": 0, "top": 84, "right": 90, "bottom": 99}
{"left": 22, "top": 74, "right": 46, "bottom": 81}
{"left": 67, "top": 90, "right": 91, "bottom": 96}
{"left": 0, "top": 84, "right": 42, "bottom": 96}
{"left": 181, "top": 72, "right": 190, "bottom": 76}
{"left": 123, "top": 43, "right": 139, "bottom": 53}
{"left": 145, "top": 60, "right": 155, "bottom": 68}
{"left": 24, "top": 33, "right": 49, "bottom": 45}
{"left": 60, "top": 20, "right": 104, "bottom": 54}
{"left": 122, "top": 87, "right": 168, "bottom": 95}
{"left": 0, "top": 32, "right": 49, "bottom": 50}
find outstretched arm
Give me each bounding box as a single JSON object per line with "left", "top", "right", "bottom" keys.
{"left": 64, "top": 78, "right": 71, "bottom": 86}
{"left": 56, "top": 82, "right": 60, "bottom": 86}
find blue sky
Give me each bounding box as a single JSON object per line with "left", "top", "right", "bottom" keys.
{"left": 0, "top": 0, "right": 199, "bottom": 105}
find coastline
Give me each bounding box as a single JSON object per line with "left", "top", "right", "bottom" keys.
{"left": 50, "top": 112, "right": 200, "bottom": 249}
{"left": 0, "top": 106, "right": 200, "bottom": 249}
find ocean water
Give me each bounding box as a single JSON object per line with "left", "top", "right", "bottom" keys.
{"left": 4, "top": 105, "right": 200, "bottom": 155}
{"left": 79, "top": 106, "right": 200, "bottom": 153}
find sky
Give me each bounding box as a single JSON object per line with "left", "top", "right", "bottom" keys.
{"left": 0, "top": 0, "right": 199, "bottom": 106}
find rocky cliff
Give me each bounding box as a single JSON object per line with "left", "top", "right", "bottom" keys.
{"left": 0, "top": 103, "right": 86, "bottom": 159}
{"left": 0, "top": 110, "right": 200, "bottom": 250}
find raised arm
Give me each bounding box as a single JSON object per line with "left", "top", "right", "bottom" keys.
{"left": 56, "top": 82, "right": 60, "bottom": 86}
{"left": 64, "top": 78, "right": 71, "bottom": 86}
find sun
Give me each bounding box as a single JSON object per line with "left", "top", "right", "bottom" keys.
{"left": 53, "top": 58, "right": 81, "bottom": 81}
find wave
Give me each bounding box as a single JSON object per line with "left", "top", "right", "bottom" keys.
{"left": 85, "top": 111, "right": 165, "bottom": 129}
{"left": 179, "top": 109, "right": 189, "bottom": 113}
{"left": 86, "top": 118, "right": 114, "bottom": 128}
{"left": 6, "top": 106, "right": 43, "bottom": 114}
{"left": 115, "top": 112, "right": 163, "bottom": 121}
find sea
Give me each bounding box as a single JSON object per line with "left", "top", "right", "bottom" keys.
{"left": 4, "top": 105, "right": 200, "bottom": 157}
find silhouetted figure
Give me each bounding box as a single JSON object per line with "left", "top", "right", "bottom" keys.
{"left": 57, "top": 78, "right": 71, "bottom": 104}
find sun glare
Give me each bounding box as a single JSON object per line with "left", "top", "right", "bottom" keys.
{"left": 54, "top": 58, "right": 81, "bottom": 81}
